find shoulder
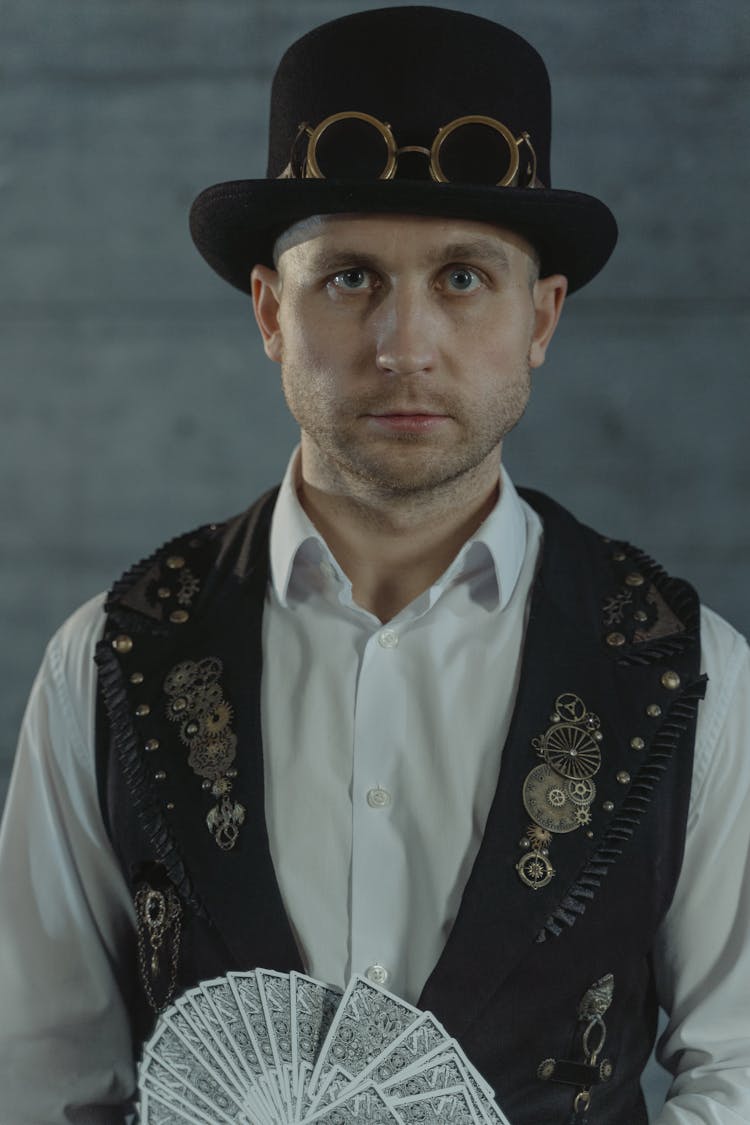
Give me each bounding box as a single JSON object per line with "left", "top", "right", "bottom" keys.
{"left": 39, "top": 594, "right": 108, "bottom": 751}
{"left": 695, "top": 605, "right": 749, "bottom": 784}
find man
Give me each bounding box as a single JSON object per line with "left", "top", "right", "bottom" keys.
{"left": 1, "top": 6, "right": 749, "bottom": 1123}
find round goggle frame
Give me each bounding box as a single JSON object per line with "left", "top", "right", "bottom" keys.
{"left": 287, "top": 110, "right": 539, "bottom": 188}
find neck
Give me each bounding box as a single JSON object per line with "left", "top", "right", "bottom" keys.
{"left": 295, "top": 451, "right": 502, "bottom": 622}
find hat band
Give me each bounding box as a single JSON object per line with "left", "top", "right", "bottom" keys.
{"left": 279, "top": 111, "right": 543, "bottom": 188}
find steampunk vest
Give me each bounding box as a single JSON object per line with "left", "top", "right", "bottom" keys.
{"left": 95, "top": 488, "right": 705, "bottom": 1123}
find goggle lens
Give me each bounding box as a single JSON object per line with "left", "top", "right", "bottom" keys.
{"left": 436, "top": 120, "right": 516, "bottom": 185}
{"left": 313, "top": 117, "right": 391, "bottom": 179}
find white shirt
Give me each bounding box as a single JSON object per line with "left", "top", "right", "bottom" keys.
{"left": 1, "top": 453, "right": 749, "bottom": 1123}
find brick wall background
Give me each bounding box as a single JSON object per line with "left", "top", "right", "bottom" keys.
{"left": 2, "top": 2, "right": 748, "bottom": 1112}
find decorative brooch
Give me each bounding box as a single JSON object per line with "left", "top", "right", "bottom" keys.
{"left": 163, "top": 657, "right": 246, "bottom": 851}
{"left": 516, "top": 693, "right": 603, "bottom": 890}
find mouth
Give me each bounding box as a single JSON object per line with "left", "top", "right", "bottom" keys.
{"left": 365, "top": 411, "right": 450, "bottom": 433}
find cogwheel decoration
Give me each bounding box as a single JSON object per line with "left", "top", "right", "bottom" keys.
{"left": 176, "top": 568, "right": 201, "bottom": 607}
{"left": 163, "top": 658, "right": 246, "bottom": 851}
{"left": 517, "top": 694, "right": 603, "bottom": 890}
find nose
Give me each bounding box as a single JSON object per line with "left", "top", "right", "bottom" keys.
{"left": 374, "top": 287, "right": 437, "bottom": 376}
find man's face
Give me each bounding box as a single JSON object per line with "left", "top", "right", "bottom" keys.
{"left": 252, "top": 214, "right": 566, "bottom": 498}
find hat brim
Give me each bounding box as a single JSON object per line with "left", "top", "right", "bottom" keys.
{"left": 189, "top": 178, "right": 617, "bottom": 296}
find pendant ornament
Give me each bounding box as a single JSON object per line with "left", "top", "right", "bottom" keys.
{"left": 517, "top": 693, "right": 603, "bottom": 889}
{"left": 163, "top": 657, "right": 246, "bottom": 850}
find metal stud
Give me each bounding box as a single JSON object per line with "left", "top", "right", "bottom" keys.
{"left": 606, "top": 632, "right": 626, "bottom": 647}
{"left": 171, "top": 697, "right": 187, "bottom": 713}
{"left": 586, "top": 830, "right": 594, "bottom": 838}
{"left": 202, "top": 779, "right": 212, "bottom": 790}
{"left": 112, "top": 635, "right": 133, "bottom": 654}
{"left": 154, "top": 770, "right": 167, "bottom": 781}
{"left": 145, "top": 738, "right": 160, "bottom": 752}
{"left": 166, "top": 802, "right": 175, "bottom": 811}
{"left": 226, "top": 768, "right": 238, "bottom": 779}
{"left": 135, "top": 703, "right": 151, "bottom": 718}
{"left": 646, "top": 703, "right": 662, "bottom": 718}
{"left": 166, "top": 555, "right": 185, "bottom": 570}
{"left": 157, "top": 587, "right": 172, "bottom": 599}
{"left": 603, "top": 801, "right": 615, "bottom": 812}
{"left": 630, "top": 737, "right": 645, "bottom": 750}
{"left": 661, "top": 670, "right": 681, "bottom": 691}
{"left": 129, "top": 671, "right": 144, "bottom": 685}
{"left": 617, "top": 771, "right": 631, "bottom": 785}
{"left": 612, "top": 551, "right": 626, "bottom": 562}
{"left": 625, "top": 573, "right": 645, "bottom": 587}
{"left": 634, "top": 610, "right": 648, "bottom": 622}
{"left": 169, "top": 609, "right": 189, "bottom": 624}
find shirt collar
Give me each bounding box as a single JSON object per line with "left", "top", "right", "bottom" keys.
{"left": 269, "top": 446, "right": 527, "bottom": 613}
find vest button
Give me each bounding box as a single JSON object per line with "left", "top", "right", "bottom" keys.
{"left": 166, "top": 555, "right": 185, "bottom": 570}
{"left": 112, "top": 634, "right": 133, "bottom": 654}
{"left": 661, "top": 670, "right": 681, "bottom": 690}
{"left": 606, "top": 632, "right": 626, "bottom": 647}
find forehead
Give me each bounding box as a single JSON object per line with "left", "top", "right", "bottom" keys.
{"left": 273, "top": 213, "right": 536, "bottom": 271}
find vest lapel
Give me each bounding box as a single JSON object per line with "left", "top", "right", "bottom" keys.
{"left": 419, "top": 504, "right": 640, "bottom": 1038}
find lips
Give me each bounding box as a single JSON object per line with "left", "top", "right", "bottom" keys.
{"left": 365, "top": 411, "right": 450, "bottom": 433}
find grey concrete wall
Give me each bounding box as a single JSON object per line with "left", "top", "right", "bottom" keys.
{"left": 2, "top": 2, "right": 748, "bottom": 1116}
{"left": 4, "top": 0, "right": 748, "bottom": 790}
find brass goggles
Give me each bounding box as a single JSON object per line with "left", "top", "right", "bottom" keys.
{"left": 282, "top": 111, "right": 540, "bottom": 188}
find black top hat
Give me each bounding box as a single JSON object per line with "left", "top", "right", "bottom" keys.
{"left": 189, "top": 6, "right": 617, "bottom": 294}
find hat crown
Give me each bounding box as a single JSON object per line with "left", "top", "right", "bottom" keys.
{"left": 267, "top": 6, "right": 552, "bottom": 186}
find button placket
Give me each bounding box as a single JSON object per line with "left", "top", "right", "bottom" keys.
{"left": 350, "top": 625, "right": 406, "bottom": 985}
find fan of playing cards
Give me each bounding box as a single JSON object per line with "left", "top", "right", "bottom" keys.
{"left": 138, "top": 969, "right": 510, "bottom": 1124}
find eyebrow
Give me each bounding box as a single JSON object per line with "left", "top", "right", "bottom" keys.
{"left": 300, "top": 239, "right": 512, "bottom": 277}
{"left": 424, "top": 241, "right": 512, "bottom": 272}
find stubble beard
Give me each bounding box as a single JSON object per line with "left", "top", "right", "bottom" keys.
{"left": 283, "top": 359, "right": 533, "bottom": 503}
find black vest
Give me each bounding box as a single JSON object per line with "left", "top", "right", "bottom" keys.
{"left": 95, "top": 489, "right": 705, "bottom": 1123}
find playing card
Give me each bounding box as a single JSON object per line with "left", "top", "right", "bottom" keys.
{"left": 256, "top": 968, "right": 294, "bottom": 1115}
{"left": 393, "top": 1086, "right": 481, "bottom": 1124}
{"left": 290, "top": 972, "right": 341, "bottom": 1079}
{"left": 303, "top": 1081, "right": 402, "bottom": 1124}
{"left": 307, "top": 975, "right": 421, "bottom": 1102}
{"left": 364, "top": 1010, "right": 452, "bottom": 1088}
{"left": 139, "top": 1037, "right": 240, "bottom": 1124}
{"left": 166, "top": 993, "right": 248, "bottom": 1104}
{"left": 228, "top": 970, "right": 287, "bottom": 1118}
{"left": 138, "top": 1085, "right": 226, "bottom": 1125}
{"left": 196, "top": 975, "right": 269, "bottom": 1093}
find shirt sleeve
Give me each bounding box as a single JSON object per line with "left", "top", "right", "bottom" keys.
{"left": 0, "top": 595, "right": 138, "bottom": 1125}
{"left": 653, "top": 606, "right": 750, "bottom": 1123}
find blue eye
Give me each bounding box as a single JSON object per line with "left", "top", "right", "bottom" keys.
{"left": 447, "top": 267, "right": 480, "bottom": 291}
{"left": 331, "top": 268, "right": 372, "bottom": 290}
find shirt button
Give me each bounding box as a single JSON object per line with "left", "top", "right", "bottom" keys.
{"left": 366, "top": 964, "right": 389, "bottom": 986}
{"left": 378, "top": 628, "right": 399, "bottom": 649}
{"left": 366, "top": 787, "right": 392, "bottom": 809}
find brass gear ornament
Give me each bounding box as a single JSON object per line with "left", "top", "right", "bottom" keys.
{"left": 518, "top": 694, "right": 602, "bottom": 890}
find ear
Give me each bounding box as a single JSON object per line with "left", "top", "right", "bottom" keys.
{"left": 529, "top": 273, "right": 568, "bottom": 369}
{"left": 251, "top": 264, "right": 284, "bottom": 362}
